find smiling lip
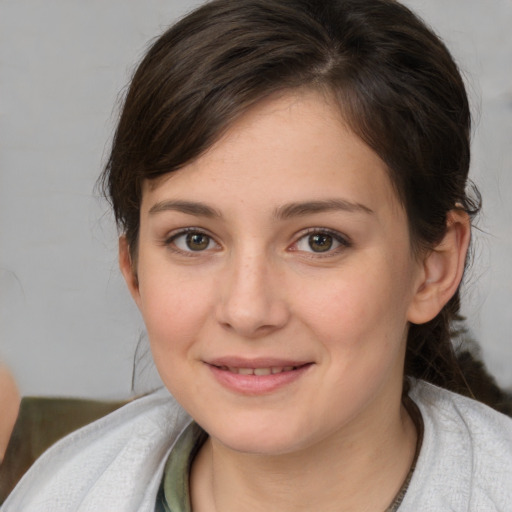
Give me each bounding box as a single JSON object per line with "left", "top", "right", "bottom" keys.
{"left": 205, "top": 357, "right": 313, "bottom": 395}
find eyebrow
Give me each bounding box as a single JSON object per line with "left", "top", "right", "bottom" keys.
{"left": 274, "top": 199, "right": 374, "bottom": 220}
{"left": 148, "top": 198, "right": 373, "bottom": 220}
{"left": 148, "top": 200, "right": 222, "bottom": 218}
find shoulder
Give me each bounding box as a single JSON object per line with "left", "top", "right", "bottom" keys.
{"left": 401, "top": 380, "right": 512, "bottom": 511}
{"left": 1, "top": 388, "right": 192, "bottom": 512}
{"left": 411, "top": 378, "right": 512, "bottom": 438}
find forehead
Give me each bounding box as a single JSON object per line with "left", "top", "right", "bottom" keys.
{"left": 141, "top": 90, "right": 402, "bottom": 219}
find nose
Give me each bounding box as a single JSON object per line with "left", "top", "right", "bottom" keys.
{"left": 215, "top": 250, "right": 290, "bottom": 339}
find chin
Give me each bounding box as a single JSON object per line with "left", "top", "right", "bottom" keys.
{"left": 219, "top": 434, "right": 303, "bottom": 456}
{"left": 202, "top": 416, "right": 315, "bottom": 456}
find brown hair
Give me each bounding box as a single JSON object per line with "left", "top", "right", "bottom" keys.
{"left": 101, "top": 0, "right": 501, "bottom": 403}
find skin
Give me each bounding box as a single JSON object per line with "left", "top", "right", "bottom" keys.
{"left": 120, "top": 90, "right": 470, "bottom": 511}
{"left": 0, "top": 365, "right": 20, "bottom": 463}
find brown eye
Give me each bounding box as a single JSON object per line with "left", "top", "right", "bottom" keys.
{"left": 308, "top": 233, "right": 333, "bottom": 252}
{"left": 293, "top": 229, "right": 349, "bottom": 255}
{"left": 170, "top": 230, "right": 216, "bottom": 252}
{"left": 185, "top": 232, "right": 211, "bottom": 251}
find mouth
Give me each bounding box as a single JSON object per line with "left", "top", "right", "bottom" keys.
{"left": 205, "top": 359, "right": 313, "bottom": 394}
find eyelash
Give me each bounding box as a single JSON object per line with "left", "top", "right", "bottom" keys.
{"left": 163, "top": 227, "right": 352, "bottom": 257}
{"left": 290, "top": 228, "right": 352, "bottom": 257}
{"left": 164, "top": 228, "right": 220, "bottom": 256}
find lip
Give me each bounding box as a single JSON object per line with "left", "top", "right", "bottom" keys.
{"left": 205, "top": 357, "right": 314, "bottom": 395}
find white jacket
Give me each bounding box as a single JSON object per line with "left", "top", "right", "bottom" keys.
{"left": 2, "top": 381, "right": 512, "bottom": 511}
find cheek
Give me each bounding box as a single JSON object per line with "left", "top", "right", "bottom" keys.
{"left": 297, "top": 267, "right": 393, "bottom": 332}
{"left": 138, "top": 276, "right": 215, "bottom": 402}
{"left": 293, "top": 258, "right": 412, "bottom": 366}
{"left": 297, "top": 267, "right": 410, "bottom": 409}
{"left": 137, "top": 269, "right": 213, "bottom": 359}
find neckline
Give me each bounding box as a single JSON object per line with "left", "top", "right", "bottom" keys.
{"left": 159, "top": 397, "right": 424, "bottom": 512}
{"left": 385, "top": 395, "right": 424, "bottom": 512}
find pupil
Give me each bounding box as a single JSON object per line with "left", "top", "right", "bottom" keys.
{"left": 309, "top": 233, "right": 332, "bottom": 252}
{"left": 186, "top": 232, "right": 209, "bottom": 251}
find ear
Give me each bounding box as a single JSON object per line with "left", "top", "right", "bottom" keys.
{"left": 407, "top": 210, "right": 471, "bottom": 324}
{"left": 119, "top": 235, "right": 141, "bottom": 308}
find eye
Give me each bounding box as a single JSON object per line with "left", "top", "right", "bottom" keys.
{"left": 168, "top": 229, "right": 218, "bottom": 253}
{"left": 293, "top": 229, "right": 350, "bottom": 254}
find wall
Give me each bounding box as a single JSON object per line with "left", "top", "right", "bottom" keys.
{"left": 1, "top": 0, "right": 511, "bottom": 398}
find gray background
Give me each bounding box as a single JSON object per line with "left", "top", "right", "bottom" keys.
{"left": 1, "top": 0, "right": 511, "bottom": 399}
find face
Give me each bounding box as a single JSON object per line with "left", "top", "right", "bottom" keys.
{"left": 122, "top": 90, "right": 426, "bottom": 455}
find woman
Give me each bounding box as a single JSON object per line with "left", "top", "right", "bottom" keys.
{"left": 2, "top": 0, "right": 511, "bottom": 510}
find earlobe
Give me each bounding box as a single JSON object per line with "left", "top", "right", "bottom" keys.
{"left": 119, "top": 236, "right": 141, "bottom": 307}
{"left": 407, "top": 210, "right": 471, "bottom": 324}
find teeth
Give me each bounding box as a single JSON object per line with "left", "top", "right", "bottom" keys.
{"left": 221, "top": 366, "right": 298, "bottom": 375}
{"left": 254, "top": 368, "right": 271, "bottom": 376}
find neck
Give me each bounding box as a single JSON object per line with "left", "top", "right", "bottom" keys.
{"left": 190, "top": 398, "right": 417, "bottom": 512}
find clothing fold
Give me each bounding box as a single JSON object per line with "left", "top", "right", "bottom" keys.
{"left": 2, "top": 381, "right": 512, "bottom": 512}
